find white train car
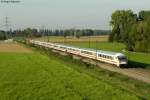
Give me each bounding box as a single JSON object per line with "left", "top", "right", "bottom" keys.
{"left": 57, "top": 45, "right": 67, "bottom": 52}
{"left": 29, "top": 40, "right": 128, "bottom": 67}
{"left": 67, "top": 46, "right": 81, "bottom": 55}
{"left": 80, "top": 49, "right": 97, "bottom": 59}
{"left": 97, "top": 51, "right": 127, "bottom": 67}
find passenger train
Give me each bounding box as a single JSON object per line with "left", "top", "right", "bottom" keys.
{"left": 30, "top": 40, "right": 128, "bottom": 67}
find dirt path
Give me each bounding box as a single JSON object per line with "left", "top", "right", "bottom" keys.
{"left": 97, "top": 63, "right": 150, "bottom": 83}
{"left": 0, "top": 42, "right": 32, "bottom": 53}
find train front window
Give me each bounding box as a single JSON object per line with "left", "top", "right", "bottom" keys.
{"left": 117, "top": 56, "right": 127, "bottom": 61}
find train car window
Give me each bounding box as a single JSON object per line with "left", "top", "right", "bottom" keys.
{"left": 107, "top": 56, "right": 109, "bottom": 59}
{"left": 106, "top": 56, "right": 108, "bottom": 59}
{"left": 100, "top": 54, "right": 104, "bottom": 58}
{"left": 98, "top": 54, "right": 102, "bottom": 57}
{"left": 68, "top": 48, "right": 76, "bottom": 51}
{"left": 103, "top": 55, "right": 105, "bottom": 58}
{"left": 106, "top": 56, "right": 108, "bottom": 58}
{"left": 60, "top": 47, "right": 66, "bottom": 49}
{"left": 118, "top": 56, "right": 127, "bottom": 61}
{"left": 104, "top": 55, "right": 106, "bottom": 58}
{"left": 111, "top": 57, "right": 113, "bottom": 59}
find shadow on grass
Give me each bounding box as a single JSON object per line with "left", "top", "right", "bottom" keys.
{"left": 126, "top": 60, "right": 150, "bottom": 69}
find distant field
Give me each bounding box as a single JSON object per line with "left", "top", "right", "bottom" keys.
{"left": 36, "top": 36, "right": 150, "bottom": 68}
{"left": 0, "top": 42, "right": 32, "bottom": 53}
{"left": 0, "top": 42, "right": 141, "bottom": 99}
{"left": 36, "top": 35, "right": 109, "bottom": 42}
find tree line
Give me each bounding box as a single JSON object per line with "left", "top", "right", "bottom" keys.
{"left": 109, "top": 10, "right": 150, "bottom": 53}
{"left": 13, "top": 28, "right": 110, "bottom": 38}
{"left": 0, "top": 29, "right": 110, "bottom": 40}
{"left": 0, "top": 31, "right": 7, "bottom": 40}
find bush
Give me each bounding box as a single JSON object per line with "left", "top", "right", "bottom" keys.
{"left": 0, "top": 31, "right": 7, "bottom": 40}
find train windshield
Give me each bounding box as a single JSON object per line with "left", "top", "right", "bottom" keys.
{"left": 117, "top": 56, "right": 127, "bottom": 61}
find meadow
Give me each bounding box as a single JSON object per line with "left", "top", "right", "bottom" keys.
{"left": 0, "top": 42, "right": 143, "bottom": 100}
{"left": 36, "top": 36, "right": 150, "bottom": 68}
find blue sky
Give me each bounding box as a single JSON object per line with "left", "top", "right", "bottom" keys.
{"left": 0, "top": 0, "right": 150, "bottom": 30}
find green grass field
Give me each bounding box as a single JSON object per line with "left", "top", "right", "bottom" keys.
{"left": 0, "top": 48, "right": 141, "bottom": 99}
